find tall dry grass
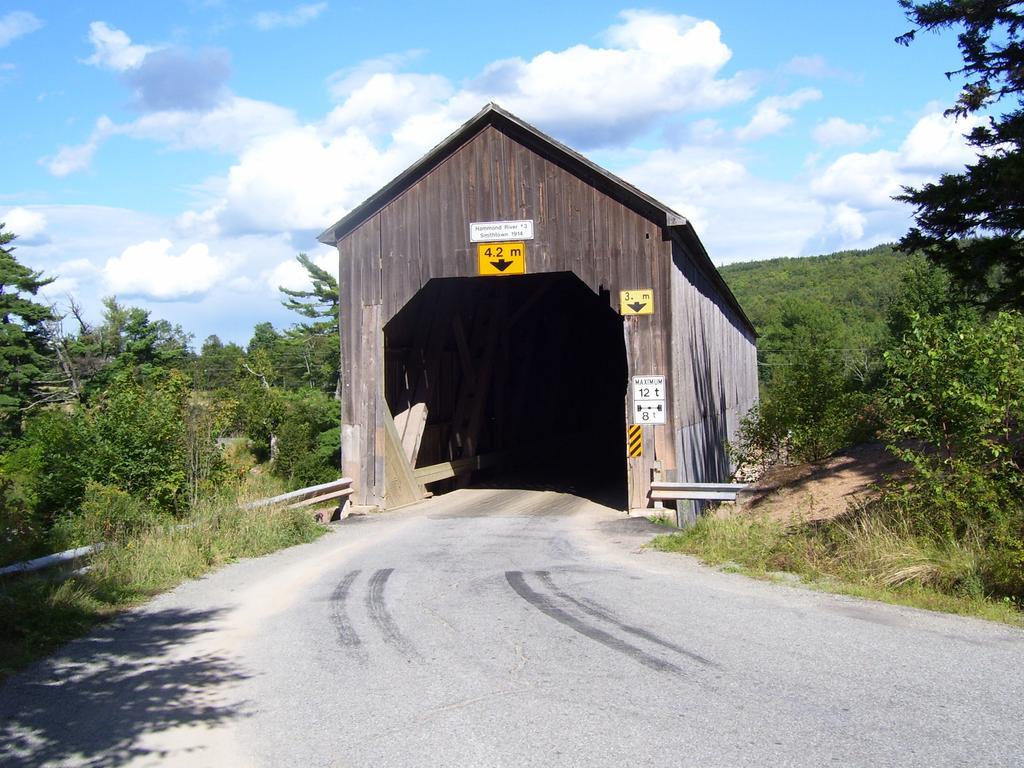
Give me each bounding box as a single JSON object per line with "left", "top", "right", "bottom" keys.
{"left": 653, "top": 503, "right": 1019, "bottom": 625}
{"left": 1, "top": 473, "right": 326, "bottom": 678}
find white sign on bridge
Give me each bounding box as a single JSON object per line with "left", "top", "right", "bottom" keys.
{"left": 469, "top": 219, "right": 535, "bottom": 242}
{"left": 631, "top": 375, "right": 665, "bottom": 401}
{"left": 632, "top": 375, "right": 667, "bottom": 425}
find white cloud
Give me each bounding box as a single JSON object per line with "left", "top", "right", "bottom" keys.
{"left": 812, "top": 149, "right": 903, "bottom": 209}
{"left": 43, "top": 98, "right": 296, "bottom": 176}
{"left": 42, "top": 258, "right": 99, "bottom": 299}
{"left": 41, "top": 116, "right": 113, "bottom": 176}
{"left": 11, "top": 206, "right": 306, "bottom": 342}
{"left": 209, "top": 126, "right": 406, "bottom": 234}
{"left": 265, "top": 258, "right": 310, "bottom": 293}
{"left": 228, "top": 275, "right": 258, "bottom": 293}
{"left": 1, "top": 206, "right": 47, "bottom": 241}
{"left": 805, "top": 111, "right": 982, "bottom": 252}
{"left": 783, "top": 55, "right": 831, "bottom": 78}
{"left": 44, "top": 140, "right": 99, "bottom": 177}
{"left": 899, "top": 111, "right": 980, "bottom": 170}
{"left": 326, "top": 50, "right": 426, "bottom": 101}
{"left": 325, "top": 72, "right": 453, "bottom": 136}
{"left": 43, "top": 276, "right": 79, "bottom": 297}
{"left": 120, "top": 97, "right": 297, "bottom": 152}
{"left": 185, "top": 10, "right": 761, "bottom": 237}
{"left": 823, "top": 203, "right": 867, "bottom": 241}
{"left": 265, "top": 249, "right": 335, "bottom": 292}
{"left": 84, "top": 21, "right": 234, "bottom": 112}
{"left": 780, "top": 55, "right": 857, "bottom": 82}
{"left": 812, "top": 112, "right": 980, "bottom": 210}
{"left": 38, "top": 14, "right": 979, "bottom": 289}
{"left": 735, "top": 88, "right": 821, "bottom": 142}
{"left": 619, "top": 146, "right": 827, "bottom": 263}
{"left": 812, "top": 117, "right": 876, "bottom": 147}
{"left": 56, "top": 258, "right": 97, "bottom": 275}
{"left": 686, "top": 118, "right": 725, "bottom": 144}
{"left": 45, "top": 20, "right": 293, "bottom": 175}
{"left": 85, "top": 21, "right": 154, "bottom": 71}
{"left": 462, "top": 11, "right": 754, "bottom": 147}
{"left": 103, "top": 239, "right": 231, "bottom": 300}
{"left": 0, "top": 10, "right": 43, "bottom": 48}
{"left": 125, "top": 46, "right": 232, "bottom": 112}
{"left": 252, "top": 2, "right": 327, "bottom": 30}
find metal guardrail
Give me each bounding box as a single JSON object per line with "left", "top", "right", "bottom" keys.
{"left": 0, "top": 543, "right": 106, "bottom": 577}
{"left": 649, "top": 481, "right": 748, "bottom": 528}
{"left": 1, "top": 478, "right": 355, "bottom": 578}
{"left": 648, "top": 482, "right": 748, "bottom": 502}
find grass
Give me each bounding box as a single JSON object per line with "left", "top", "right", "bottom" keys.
{"left": 647, "top": 513, "right": 675, "bottom": 527}
{"left": 651, "top": 507, "right": 1024, "bottom": 627}
{"left": 0, "top": 474, "right": 327, "bottom": 681}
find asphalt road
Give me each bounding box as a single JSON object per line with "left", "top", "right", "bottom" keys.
{"left": 2, "top": 488, "right": 1023, "bottom": 767}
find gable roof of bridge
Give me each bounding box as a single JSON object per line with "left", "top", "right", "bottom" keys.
{"left": 317, "top": 103, "right": 754, "bottom": 336}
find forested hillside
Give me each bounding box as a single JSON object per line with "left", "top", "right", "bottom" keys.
{"left": 719, "top": 243, "right": 915, "bottom": 353}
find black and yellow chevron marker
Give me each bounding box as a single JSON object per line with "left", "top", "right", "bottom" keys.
{"left": 627, "top": 424, "right": 643, "bottom": 458}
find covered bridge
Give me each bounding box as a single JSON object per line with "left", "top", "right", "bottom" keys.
{"left": 318, "top": 104, "right": 757, "bottom": 516}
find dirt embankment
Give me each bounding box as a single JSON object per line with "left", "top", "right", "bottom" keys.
{"left": 729, "top": 442, "right": 908, "bottom": 523}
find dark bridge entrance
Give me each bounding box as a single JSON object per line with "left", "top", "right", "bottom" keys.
{"left": 384, "top": 273, "right": 628, "bottom": 506}
{"left": 319, "top": 104, "right": 758, "bottom": 515}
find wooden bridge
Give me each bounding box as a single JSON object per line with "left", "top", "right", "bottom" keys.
{"left": 318, "top": 104, "right": 757, "bottom": 521}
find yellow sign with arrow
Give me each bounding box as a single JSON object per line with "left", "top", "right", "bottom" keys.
{"left": 620, "top": 289, "right": 654, "bottom": 315}
{"left": 477, "top": 242, "right": 526, "bottom": 276}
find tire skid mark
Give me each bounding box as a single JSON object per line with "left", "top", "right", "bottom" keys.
{"left": 536, "top": 571, "right": 714, "bottom": 667}
{"left": 329, "top": 569, "right": 362, "bottom": 647}
{"left": 505, "top": 571, "right": 681, "bottom": 675}
{"left": 366, "top": 568, "right": 418, "bottom": 657}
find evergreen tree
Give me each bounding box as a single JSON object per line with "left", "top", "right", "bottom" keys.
{"left": 0, "top": 224, "right": 56, "bottom": 440}
{"left": 279, "top": 253, "right": 339, "bottom": 329}
{"left": 896, "top": 0, "right": 1024, "bottom": 310}
{"left": 279, "top": 253, "right": 340, "bottom": 394}
{"left": 195, "top": 334, "right": 245, "bottom": 390}
{"left": 69, "top": 297, "right": 192, "bottom": 395}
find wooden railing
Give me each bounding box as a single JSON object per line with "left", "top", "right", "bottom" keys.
{"left": 413, "top": 452, "right": 509, "bottom": 485}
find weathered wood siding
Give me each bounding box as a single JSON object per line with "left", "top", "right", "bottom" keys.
{"left": 667, "top": 235, "right": 759, "bottom": 490}
{"left": 336, "top": 122, "right": 757, "bottom": 508}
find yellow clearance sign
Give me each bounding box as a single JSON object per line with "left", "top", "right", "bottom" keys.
{"left": 620, "top": 289, "right": 654, "bottom": 315}
{"left": 477, "top": 242, "right": 526, "bottom": 276}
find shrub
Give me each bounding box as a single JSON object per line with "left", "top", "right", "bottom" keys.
{"left": 50, "top": 482, "right": 160, "bottom": 549}
{"left": 733, "top": 300, "right": 874, "bottom": 470}
{"left": 732, "top": 386, "right": 869, "bottom": 471}
{"left": 184, "top": 395, "right": 234, "bottom": 508}
{"left": 4, "top": 409, "right": 92, "bottom": 522}
{"left": 882, "top": 310, "right": 1024, "bottom": 596}
{"left": 0, "top": 474, "right": 41, "bottom": 565}
{"left": 88, "top": 374, "right": 190, "bottom": 513}
{"left": 0, "top": 372, "right": 234, "bottom": 555}
{"left": 273, "top": 389, "right": 339, "bottom": 488}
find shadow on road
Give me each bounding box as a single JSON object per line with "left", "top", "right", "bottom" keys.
{"left": 0, "top": 607, "right": 249, "bottom": 767}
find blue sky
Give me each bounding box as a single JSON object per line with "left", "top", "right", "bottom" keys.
{"left": 1, "top": 1, "right": 976, "bottom": 344}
